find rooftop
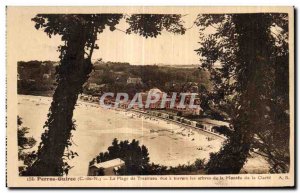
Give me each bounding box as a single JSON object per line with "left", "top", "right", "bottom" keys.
{"left": 91, "top": 158, "right": 125, "bottom": 169}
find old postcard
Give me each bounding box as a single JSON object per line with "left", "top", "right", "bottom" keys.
{"left": 6, "top": 6, "right": 294, "bottom": 188}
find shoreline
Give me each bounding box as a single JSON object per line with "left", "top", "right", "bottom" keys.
{"left": 18, "top": 94, "right": 225, "bottom": 175}
{"left": 76, "top": 94, "right": 227, "bottom": 140}
{"left": 17, "top": 94, "right": 270, "bottom": 175}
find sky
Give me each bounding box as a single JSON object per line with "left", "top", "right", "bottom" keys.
{"left": 10, "top": 12, "right": 201, "bottom": 65}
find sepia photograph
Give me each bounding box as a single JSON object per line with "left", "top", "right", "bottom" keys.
{"left": 6, "top": 6, "right": 294, "bottom": 188}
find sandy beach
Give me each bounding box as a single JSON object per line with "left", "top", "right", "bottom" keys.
{"left": 17, "top": 95, "right": 269, "bottom": 175}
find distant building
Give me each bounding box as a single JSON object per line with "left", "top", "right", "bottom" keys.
{"left": 88, "top": 158, "right": 125, "bottom": 176}
{"left": 87, "top": 83, "right": 104, "bottom": 91}
{"left": 127, "top": 77, "right": 143, "bottom": 85}
{"left": 141, "top": 88, "right": 164, "bottom": 109}
{"left": 148, "top": 88, "right": 163, "bottom": 95}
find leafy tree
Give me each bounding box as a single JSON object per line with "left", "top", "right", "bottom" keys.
{"left": 25, "top": 14, "right": 186, "bottom": 176}
{"left": 17, "top": 116, "right": 37, "bottom": 175}
{"left": 194, "top": 158, "right": 206, "bottom": 170}
{"left": 126, "top": 14, "right": 185, "bottom": 37}
{"left": 195, "top": 13, "right": 289, "bottom": 173}
{"left": 90, "top": 138, "right": 150, "bottom": 175}
{"left": 90, "top": 138, "right": 206, "bottom": 175}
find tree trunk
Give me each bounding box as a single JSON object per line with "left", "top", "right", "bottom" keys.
{"left": 24, "top": 26, "right": 93, "bottom": 176}
{"left": 206, "top": 14, "right": 273, "bottom": 174}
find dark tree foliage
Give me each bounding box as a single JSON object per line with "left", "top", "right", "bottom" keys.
{"left": 90, "top": 138, "right": 206, "bottom": 175}
{"left": 126, "top": 14, "right": 185, "bottom": 38}
{"left": 17, "top": 116, "right": 37, "bottom": 175}
{"left": 195, "top": 13, "right": 289, "bottom": 174}
{"left": 23, "top": 14, "right": 123, "bottom": 176}
{"left": 18, "top": 60, "right": 56, "bottom": 95}
{"left": 90, "top": 138, "right": 150, "bottom": 175}
{"left": 18, "top": 116, "right": 36, "bottom": 150}
{"left": 25, "top": 14, "right": 186, "bottom": 176}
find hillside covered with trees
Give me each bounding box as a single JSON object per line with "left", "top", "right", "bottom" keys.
{"left": 18, "top": 60, "right": 211, "bottom": 98}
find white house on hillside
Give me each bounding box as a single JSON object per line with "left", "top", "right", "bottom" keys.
{"left": 127, "top": 77, "right": 143, "bottom": 85}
